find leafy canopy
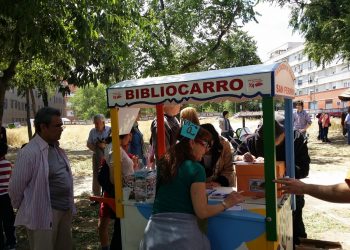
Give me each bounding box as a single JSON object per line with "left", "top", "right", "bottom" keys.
{"left": 266, "top": 0, "right": 350, "bottom": 65}
{"left": 69, "top": 83, "right": 109, "bottom": 120}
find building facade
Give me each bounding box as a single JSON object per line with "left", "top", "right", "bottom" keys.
{"left": 2, "top": 88, "right": 66, "bottom": 126}
{"left": 265, "top": 42, "right": 350, "bottom": 112}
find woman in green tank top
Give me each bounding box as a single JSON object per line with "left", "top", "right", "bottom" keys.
{"left": 140, "top": 125, "right": 245, "bottom": 250}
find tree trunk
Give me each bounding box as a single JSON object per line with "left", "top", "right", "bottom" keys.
{"left": 42, "top": 88, "right": 49, "bottom": 107}
{"left": 0, "top": 60, "right": 19, "bottom": 124}
{"left": 25, "top": 89, "right": 33, "bottom": 140}
{"left": 0, "top": 79, "right": 6, "bottom": 126}
{"left": 29, "top": 88, "right": 37, "bottom": 116}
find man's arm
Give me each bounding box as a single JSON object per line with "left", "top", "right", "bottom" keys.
{"left": 274, "top": 178, "right": 350, "bottom": 203}
{"left": 8, "top": 150, "right": 34, "bottom": 208}
{"left": 87, "top": 129, "right": 95, "bottom": 152}
{"left": 304, "top": 112, "right": 312, "bottom": 130}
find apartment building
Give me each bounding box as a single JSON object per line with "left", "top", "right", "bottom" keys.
{"left": 265, "top": 42, "right": 350, "bottom": 112}
{"left": 2, "top": 88, "right": 66, "bottom": 126}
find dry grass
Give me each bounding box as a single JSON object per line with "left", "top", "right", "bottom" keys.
{"left": 7, "top": 116, "right": 350, "bottom": 248}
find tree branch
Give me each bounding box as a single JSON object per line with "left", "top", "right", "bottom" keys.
{"left": 180, "top": 6, "right": 239, "bottom": 72}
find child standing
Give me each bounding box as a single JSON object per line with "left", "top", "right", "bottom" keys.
{"left": 0, "top": 142, "right": 16, "bottom": 250}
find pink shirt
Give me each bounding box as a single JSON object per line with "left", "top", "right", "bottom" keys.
{"left": 8, "top": 135, "right": 75, "bottom": 230}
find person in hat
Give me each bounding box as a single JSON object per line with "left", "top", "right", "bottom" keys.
{"left": 235, "top": 116, "right": 310, "bottom": 246}
{"left": 98, "top": 111, "right": 140, "bottom": 250}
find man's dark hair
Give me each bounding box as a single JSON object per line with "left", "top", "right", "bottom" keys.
{"left": 223, "top": 111, "right": 229, "bottom": 117}
{"left": 0, "top": 142, "right": 8, "bottom": 157}
{"left": 295, "top": 100, "right": 304, "bottom": 108}
{"left": 34, "top": 107, "right": 61, "bottom": 133}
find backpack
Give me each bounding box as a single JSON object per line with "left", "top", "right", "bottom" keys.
{"left": 97, "top": 159, "right": 115, "bottom": 197}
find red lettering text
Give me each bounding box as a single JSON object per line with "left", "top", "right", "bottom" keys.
{"left": 178, "top": 84, "right": 189, "bottom": 95}
{"left": 190, "top": 83, "right": 202, "bottom": 94}
{"left": 229, "top": 79, "right": 243, "bottom": 91}
{"left": 203, "top": 81, "right": 214, "bottom": 93}
{"left": 216, "top": 80, "right": 229, "bottom": 92}
{"left": 125, "top": 90, "right": 134, "bottom": 99}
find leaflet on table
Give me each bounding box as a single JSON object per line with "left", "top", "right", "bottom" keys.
{"left": 207, "top": 187, "right": 236, "bottom": 200}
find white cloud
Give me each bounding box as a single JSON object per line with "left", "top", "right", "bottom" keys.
{"left": 243, "top": 2, "right": 304, "bottom": 62}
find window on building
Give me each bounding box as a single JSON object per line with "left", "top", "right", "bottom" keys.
{"left": 14, "top": 101, "right": 17, "bottom": 110}
{"left": 4, "top": 99, "right": 7, "bottom": 109}
{"left": 10, "top": 100, "right": 13, "bottom": 109}
{"left": 325, "top": 99, "right": 333, "bottom": 109}
{"left": 298, "top": 65, "right": 303, "bottom": 73}
{"left": 308, "top": 75, "right": 313, "bottom": 84}
{"left": 308, "top": 61, "right": 313, "bottom": 70}
{"left": 310, "top": 101, "right": 318, "bottom": 110}
{"left": 298, "top": 79, "right": 302, "bottom": 85}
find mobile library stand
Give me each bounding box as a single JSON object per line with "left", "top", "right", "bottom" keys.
{"left": 106, "top": 62, "right": 296, "bottom": 250}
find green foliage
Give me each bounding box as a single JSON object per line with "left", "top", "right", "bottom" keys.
{"left": 0, "top": 0, "right": 263, "bottom": 124}
{"left": 69, "top": 84, "right": 109, "bottom": 120}
{"left": 137, "top": 0, "right": 261, "bottom": 76}
{"left": 266, "top": 0, "right": 350, "bottom": 65}
{"left": 0, "top": 0, "right": 141, "bottom": 122}
{"left": 13, "top": 59, "right": 58, "bottom": 99}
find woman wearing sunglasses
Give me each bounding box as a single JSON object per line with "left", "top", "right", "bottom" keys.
{"left": 140, "top": 125, "right": 244, "bottom": 250}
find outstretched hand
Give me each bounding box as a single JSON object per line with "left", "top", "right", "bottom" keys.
{"left": 273, "top": 178, "right": 306, "bottom": 195}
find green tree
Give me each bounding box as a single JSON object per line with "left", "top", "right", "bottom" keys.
{"left": 0, "top": 0, "right": 140, "bottom": 123}
{"left": 70, "top": 84, "right": 109, "bottom": 120}
{"left": 266, "top": 0, "right": 350, "bottom": 65}
{"left": 137, "top": 0, "right": 261, "bottom": 76}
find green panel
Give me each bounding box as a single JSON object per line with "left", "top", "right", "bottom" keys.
{"left": 262, "top": 97, "right": 278, "bottom": 241}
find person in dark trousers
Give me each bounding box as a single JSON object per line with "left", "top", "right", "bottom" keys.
{"left": 236, "top": 117, "right": 310, "bottom": 246}
{"left": 0, "top": 142, "right": 16, "bottom": 250}
{"left": 0, "top": 125, "right": 7, "bottom": 144}
{"left": 316, "top": 110, "right": 323, "bottom": 140}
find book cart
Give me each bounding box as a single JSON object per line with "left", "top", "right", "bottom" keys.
{"left": 106, "top": 62, "right": 296, "bottom": 250}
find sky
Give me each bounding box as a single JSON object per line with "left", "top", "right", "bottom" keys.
{"left": 242, "top": 2, "right": 304, "bottom": 62}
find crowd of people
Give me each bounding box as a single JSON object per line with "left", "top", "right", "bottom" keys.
{"left": 1, "top": 102, "right": 350, "bottom": 250}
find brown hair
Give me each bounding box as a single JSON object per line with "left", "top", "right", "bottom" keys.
{"left": 180, "top": 107, "right": 200, "bottom": 125}
{"left": 157, "top": 126, "right": 212, "bottom": 185}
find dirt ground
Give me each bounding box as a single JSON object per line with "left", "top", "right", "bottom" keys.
{"left": 6, "top": 116, "right": 350, "bottom": 249}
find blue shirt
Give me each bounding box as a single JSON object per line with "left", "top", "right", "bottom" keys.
{"left": 293, "top": 110, "right": 312, "bottom": 130}
{"left": 87, "top": 126, "right": 111, "bottom": 145}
